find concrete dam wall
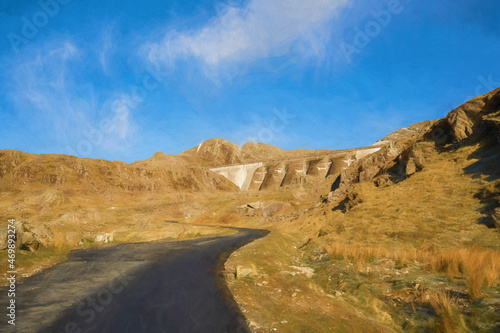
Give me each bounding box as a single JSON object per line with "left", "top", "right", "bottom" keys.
{"left": 210, "top": 147, "right": 380, "bottom": 191}
{"left": 210, "top": 162, "right": 264, "bottom": 191}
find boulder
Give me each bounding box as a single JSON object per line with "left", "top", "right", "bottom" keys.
{"left": 29, "top": 225, "right": 53, "bottom": 247}
{"left": 95, "top": 232, "right": 114, "bottom": 243}
{"left": 262, "top": 202, "right": 291, "bottom": 219}
{"left": 236, "top": 204, "right": 256, "bottom": 216}
{"left": 236, "top": 265, "right": 258, "bottom": 279}
{"left": 409, "top": 144, "right": 427, "bottom": 169}
{"left": 13, "top": 221, "right": 40, "bottom": 252}
{"left": 17, "top": 232, "right": 39, "bottom": 252}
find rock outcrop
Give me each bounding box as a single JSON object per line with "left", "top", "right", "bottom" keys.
{"left": 328, "top": 88, "right": 500, "bottom": 224}
{"left": 15, "top": 221, "right": 41, "bottom": 251}
{"left": 0, "top": 221, "right": 46, "bottom": 252}
{"left": 444, "top": 88, "right": 500, "bottom": 142}
{"left": 235, "top": 201, "right": 291, "bottom": 219}
{"left": 475, "top": 180, "right": 500, "bottom": 228}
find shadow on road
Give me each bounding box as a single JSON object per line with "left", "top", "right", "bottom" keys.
{"left": 1, "top": 226, "right": 269, "bottom": 333}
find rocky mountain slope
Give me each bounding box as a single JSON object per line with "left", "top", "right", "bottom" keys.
{"left": 0, "top": 149, "right": 237, "bottom": 196}
{"left": 329, "top": 87, "right": 500, "bottom": 226}
{"left": 0, "top": 138, "right": 345, "bottom": 198}
{"left": 223, "top": 88, "right": 500, "bottom": 333}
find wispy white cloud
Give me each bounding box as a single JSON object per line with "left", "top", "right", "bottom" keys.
{"left": 102, "top": 93, "right": 137, "bottom": 147}
{"left": 4, "top": 38, "right": 136, "bottom": 157}
{"left": 143, "top": 0, "right": 350, "bottom": 75}
{"left": 7, "top": 40, "right": 86, "bottom": 131}
{"left": 97, "top": 25, "right": 116, "bottom": 74}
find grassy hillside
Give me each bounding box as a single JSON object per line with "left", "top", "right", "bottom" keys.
{"left": 225, "top": 90, "right": 500, "bottom": 332}
{"left": 225, "top": 140, "right": 499, "bottom": 332}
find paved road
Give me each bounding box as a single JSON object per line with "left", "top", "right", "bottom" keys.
{"left": 0, "top": 227, "right": 269, "bottom": 333}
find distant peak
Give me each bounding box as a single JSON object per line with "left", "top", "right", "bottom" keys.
{"left": 152, "top": 152, "right": 167, "bottom": 159}
{"left": 241, "top": 141, "right": 256, "bottom": 149}
{"left": 202, "top": 138, "right": 232, "bottom": 145}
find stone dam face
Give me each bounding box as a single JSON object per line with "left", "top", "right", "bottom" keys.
{"left": 210, "top": 147, "right": 381, "bottom": 191}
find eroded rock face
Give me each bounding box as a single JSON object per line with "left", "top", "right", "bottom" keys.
{"left": 328, "top": 88, "right": 500, "bottom": 212}
{"left": 373, "top": 121, "right": 432, "bottom": 146}
{"left": 328, "top": 140, "right": 416, "bottom": 203}
{"left": 387, "top": 142, "right": 433, "bottom": 181}
{"left": 445, "top": 87, "right": 500, "bottom": 143}
{"left": 447, "top": 109, "right": 476, "bottom": 142}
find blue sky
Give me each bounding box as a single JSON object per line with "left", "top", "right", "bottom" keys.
{"left": 0, "top": 0, "right": 499, "bottom": 163}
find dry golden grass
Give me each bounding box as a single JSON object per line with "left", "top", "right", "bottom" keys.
{"left": 0, "top": 190, "right": 242, "bottom": 286}
{"left": 313, "top": 143, "right": 493, "bottom": 248}
{"left": 225, "top": 229, "right": 396, "bottom": 333}
{"left": 265, "top": 140, "right": 500, "bottom": 331}
{"left": 311, "top": 142, "right": 498, "bottom": 268}
{"left": 422, "top": 291, "right": 468, "bottom": 333}
{"left": 428, "top": 248, "right": 500, "bottom": 299}
{"left": 324, "top": 242, "right": 500, "bottom": 299}
{"left": 324, "top": 242, "right": 425, "bottom": 264}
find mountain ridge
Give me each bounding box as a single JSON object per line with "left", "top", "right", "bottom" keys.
{"left": 1, "top": 88, "right": 499, "bottom": 199}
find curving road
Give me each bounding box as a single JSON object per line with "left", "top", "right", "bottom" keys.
{"left": 0, "top": 226, "right": 269, "bottom": 333}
